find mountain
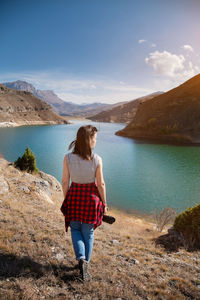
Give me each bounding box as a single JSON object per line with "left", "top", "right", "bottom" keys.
{"left": 0, "top": 84, "right": 69, "bottom": 127}
{"left": 116, "top": 74, "right": 200, "bottom": 144}
{"left": 88, "top": 92, "right": 163, "bottom": 123}
{"left": 2, "top": 80, "right": 111, "bottom": 116}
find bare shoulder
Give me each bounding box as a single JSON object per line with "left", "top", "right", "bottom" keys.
{"left": 94, "top": 153, "right": 102, "bottom": 166}
{"left": 63, "top": 153, "right": 69, "bottom": 165}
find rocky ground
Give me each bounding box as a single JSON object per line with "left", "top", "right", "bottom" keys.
{"left": 0, "top": 158, "right": 200, "bottom": 300}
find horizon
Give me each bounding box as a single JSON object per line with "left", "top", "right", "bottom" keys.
{"left": 1, "top": 78, "right": 164, "bottom": 106}
{"left": 0, "top": 0, "right": 200, "bottom": 104}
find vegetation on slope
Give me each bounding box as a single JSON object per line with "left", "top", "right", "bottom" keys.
{"left": 0, "top": 157, "right": 199, "bottom": 299}
{"left": 116, "top": 74, "right": 200, "bottom": 144}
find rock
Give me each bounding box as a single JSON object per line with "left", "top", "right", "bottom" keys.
{"left": 0, "top": 175, "right": 9, "bottom": 194}
{"left": 38, "top": 171, "right": 62, "bottom": 192}
{"left": 0, "top": 157, "right": 63, "bottom": 207}
{"left": 111, "top": 239, "right": 120, "bottom": 245}
{"left": 125, "top": 257, "right": 140, "bottom": 264}
{"left": 34, "top": 178, "right": 51, "bottom": 195}
{"left": 132, "top": 259, "right": 139, "bottom": 264}
{"left": 18, "top": 185, "right": 30, "bottom": 193}
{"left": 56, "top": 253, "right": 64, "bottom": 261}
{"left": 36, "top": 189, "right": 54, "bottom": 204}
{"left": 21, "top": 172, "right": 35, "bottom": 182}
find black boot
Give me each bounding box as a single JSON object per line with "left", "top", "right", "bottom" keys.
{"left": 78, "top": 259, "right": 91, "bottom": 281}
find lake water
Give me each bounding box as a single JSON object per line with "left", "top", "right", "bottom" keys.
{"left": 0, "top": 120, "right": 200, "bottom": 216}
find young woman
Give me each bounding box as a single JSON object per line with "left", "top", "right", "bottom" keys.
{"left": 60, "top": 125, "right": 108, "bottom": 281}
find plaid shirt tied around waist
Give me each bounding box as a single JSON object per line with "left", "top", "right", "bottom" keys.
{"left": 60, "top": 181, "right": 105, "bottom": 233}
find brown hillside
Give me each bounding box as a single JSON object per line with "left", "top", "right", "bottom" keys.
{"left": 89, "top": 92, "right": 163, "bottom": 123}
{"left": 116, "top": 74, "right": 200, "bottom": 144}
{"left": 0, "top": 84, "right": 69, "bottom": 127}
{"left": 0, "top": 157, "right": 200, "bottom": 299}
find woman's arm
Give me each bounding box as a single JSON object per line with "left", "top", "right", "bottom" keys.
{"left": 96, "top": 158, "right": 107, "bottom": 206}
{"left": 62, "top": 154, "right": 70, "bottom": 198}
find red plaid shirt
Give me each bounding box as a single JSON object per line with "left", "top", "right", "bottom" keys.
{"left": 60, "top": 181, "right": 105, "bottom": 233}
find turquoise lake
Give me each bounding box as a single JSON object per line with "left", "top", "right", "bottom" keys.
{"left": 0, "top": 120, "right": 200, "bottom": 216}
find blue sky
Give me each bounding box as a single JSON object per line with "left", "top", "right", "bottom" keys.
{"left": 0, "top": 0, "right": 200, "bottom": 104}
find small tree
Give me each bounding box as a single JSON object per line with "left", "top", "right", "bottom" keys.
{"left": 153, "top": 207, "right": 177, "bottom": 232}
{"left": 14, "top": 147, "right": 38, "bottom": 173}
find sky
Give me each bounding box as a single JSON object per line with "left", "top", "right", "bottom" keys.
{"left": 0, "top": 0, "right": 200, "bottom": 104}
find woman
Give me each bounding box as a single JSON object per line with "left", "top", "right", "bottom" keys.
{"left": 60, "top": 125, "right": 108, "bottom": 281}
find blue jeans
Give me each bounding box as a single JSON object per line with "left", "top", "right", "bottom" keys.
{"left": 69, "top": 220, "right": 94, "bottom": 262}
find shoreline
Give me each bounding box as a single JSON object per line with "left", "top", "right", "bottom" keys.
{"left": 0, "top": 120, "right": 69, "bottom": 128}
{"left": 62, "top": 116, "right": 92, "bottom": 122}
{"left": 115, "top": 131, "right": 200, "bottom": 146}
{"left": 107, "top": 204, "right": 166, "bottom": 227}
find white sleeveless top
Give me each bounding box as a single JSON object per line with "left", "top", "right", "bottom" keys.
{"left": 66, "top": 152, "right": 101, "bottom": 184}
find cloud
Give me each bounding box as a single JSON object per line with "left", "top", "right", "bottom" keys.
{"left": 0, "top": 71, "right": 154, "bottom": 104}
{"left": 182, "top": 45, "right": 194, "bottom": 52}
{"left": 151, "top": 43, "right": 156, "bottom": 48}
{"left": 145, "top": 50, "right": 185, "bottom": 77}
{"left": 138, "top": 39, "right": 147, "bottom": 44}
{"left": 145, "top": 50, "right": 200, "bottom": 89}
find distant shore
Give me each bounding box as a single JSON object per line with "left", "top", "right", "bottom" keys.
{"left": 0, "top": 120, "right": 69, "bottom": 128}
{"left": 62, "top": 116, "right": 92, "bottom": 121}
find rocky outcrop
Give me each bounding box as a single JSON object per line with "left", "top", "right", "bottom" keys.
{"left": 0, "top": 157, "right": 63, "bottom": 205}
{"left": 0, "top": 84, "right": 69, "bottom": 127}
{"left": 116, "top": 74, "right": 200, "bottom": 144}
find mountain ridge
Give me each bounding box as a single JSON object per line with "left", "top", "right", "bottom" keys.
{"left": 0, "top": 84, "right": 69, "bottom": 127}
{"left": 88, "top": 92, "right": 163, "bottom": 123}
{"left": 116, "top": 73, "right": 200, "bottom": 144}
{"left": 2, "top": 80, "right": 111, "bottom": 116}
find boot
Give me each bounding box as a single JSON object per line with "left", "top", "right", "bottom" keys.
{"left": 78, "top": 259, "right": 91, "bottom": 281}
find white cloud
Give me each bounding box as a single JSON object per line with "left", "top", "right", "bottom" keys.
{"left": 145, "top": 50, "right": 200, "bottom": 90}
{"left": 182, "top": 45, "right": 194, "bottom": 52}
{"left": 138, "top": 39, "right": 147, "bottom": 44}
{"left": 145, "top": 50, "right": 185, "bottom": 77}
{"left": 0, "top": 71, "right": 154, "bottom": 104}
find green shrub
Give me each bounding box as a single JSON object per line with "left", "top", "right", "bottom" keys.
{"left": 14, "top": 147, "right": 38, "bottom": 173}
{"left": 173, "top": 204, "right": 200, "bottom": 249}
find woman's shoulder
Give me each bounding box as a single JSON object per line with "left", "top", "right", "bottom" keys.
{"left": 93, "top": 153, "right": 101, "bottom": 159}
{"left": 64, "top": 152, "right": 74, "bottom": 162}
{"left": 93, "top": 153, "right": 102, "bottom": 165}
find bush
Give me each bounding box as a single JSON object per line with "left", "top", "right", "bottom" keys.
{"left": 14, "top": 147, "right": 38, "bottom": 173}
{"left": 173, "top": 204, "right": 200, "bottom": 249}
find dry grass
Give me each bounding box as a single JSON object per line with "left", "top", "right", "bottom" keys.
{"left": 0, "top": 159, "right": 200, "bottom": 299}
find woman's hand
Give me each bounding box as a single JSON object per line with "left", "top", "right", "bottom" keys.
{"left": 104, "top": 206, "right": 109, "bottom": 214}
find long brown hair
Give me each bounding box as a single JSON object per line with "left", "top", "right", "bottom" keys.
{"left": 68, "top": 125, "right": 98, "bottom": 160}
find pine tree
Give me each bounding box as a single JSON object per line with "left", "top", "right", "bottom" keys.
{"left": 14, "top": 147, "right": 38, "bottom": 173}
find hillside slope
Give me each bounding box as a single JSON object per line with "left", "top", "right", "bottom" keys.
{"left": 116, "top": 74, "right": 200, "bottom": 144}
{"left": 0, "top": 157, "right": 199, "bottom": 299}
{"left": 88, "top": 92, "right": 163, "bottom": 123}
{"left": 3, "top": 80, "right": 111, "bottom": 117}
{"left": 0, "top": 84, "right": 69, "bottom": 127}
